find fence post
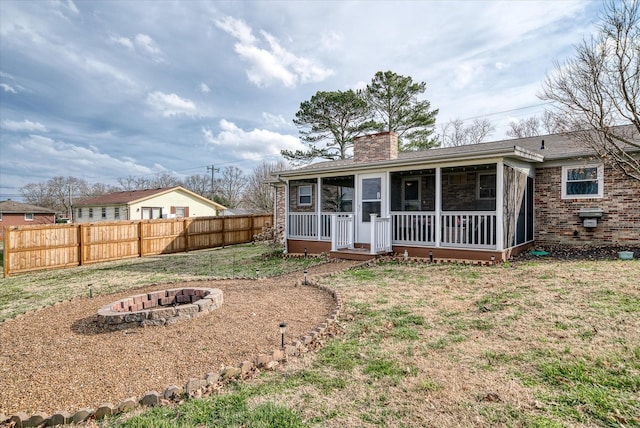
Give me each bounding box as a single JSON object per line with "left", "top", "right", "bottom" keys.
{"left": 184, "top": 218, "right": 190, "bottom": 252}
{"left": 3, "top": 226, "right": 10, "bottom": 277}
{"left": 139, "top": 221, "right": 144, "bottom": 258}
{"left": 78, "top": 224, "right": 85, "bottom": 266}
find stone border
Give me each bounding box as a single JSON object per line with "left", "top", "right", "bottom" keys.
{"left": 1, "top": 268, "right": 345, "bottom": 428}
{"left": 97, "top": 288, "right": 223, "bottom": 330}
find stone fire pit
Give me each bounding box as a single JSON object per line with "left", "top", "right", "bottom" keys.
{"left": 97, "top": 287, "right": 223, "bottom": 330}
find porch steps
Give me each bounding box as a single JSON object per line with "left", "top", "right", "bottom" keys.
{"left": 329, "top": 248, "right": 388, "bottom": 261}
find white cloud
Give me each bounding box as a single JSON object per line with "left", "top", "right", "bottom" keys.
{"left": 146, "top": 91, "right": 198, "bottom": 117}
{"left": 452, "top": 62, "right": 484, "bottom": 90}
{"left": 110, "top": 35, "right": 134, "bottom": 50}
{"left": 200, "top": 82, "right": 210, "bottom": 93}
{"left": 495, "top": 62, "right": 510, "bottom": 70}
{"left": 262, "top": 112, "right": 289, "bottom": 128}
{"left": 1, "top": 119, "right": 47, "bottom": 132}
{"left": 134, "top": 34, "right": 164, "bottom": 62}
{"left": 215, "top": 16, "right": 334, "bottom": 88}
{"left": 66, "top": 0, "right": 79, "bottom": 15}
{"left": 202, "top": 119, "right": 303, "bottom": 160}
{"left": 0, "top": 83, "right": 17, "bottom": 93}
{"left": 320, "top": 31, "right": 342, "bottom": 51}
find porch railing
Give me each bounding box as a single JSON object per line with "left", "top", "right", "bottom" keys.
{"left": 370, "top": 214, "right": 392, "bottom": 254}
{"left": 391, "top": 211, "right": 436, "bottom": 245}
{"left": 288, "top": 212, "right": 317, "bottom": 238}
{"left": 440, "top": 212, "right": 496, "bottom": 248}
{"left": 330, "top": 213, "right": 354, "bottom": 251}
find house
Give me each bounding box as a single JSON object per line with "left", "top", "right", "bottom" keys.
{"left": 72, "top": 186, "right": 226, "bottom": 223}
{"left": 0, "top": 200, "right": 57, "bottom": 239}
{"left": 271, "top": 128, "right": 640, "bottom": 261}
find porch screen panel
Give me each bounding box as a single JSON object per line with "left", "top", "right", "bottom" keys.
{"left": 503, "top": 165, "right": 528, "bottom": 249}
{"left": 362, "top": 178, "right": 381, "bottom": 223}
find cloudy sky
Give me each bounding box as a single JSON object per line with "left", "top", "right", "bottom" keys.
{"left": 0, "top": 0, "right": 602, "bottom": 199}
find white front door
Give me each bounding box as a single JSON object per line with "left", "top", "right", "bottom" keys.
{"left": 357, "top": 173, "right": 386, "bottom": 243}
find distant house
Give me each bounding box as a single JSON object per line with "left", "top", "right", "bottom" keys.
{"left": 271, "top": 127, "right": 640, "bottom": 261}
{"left": 72, "top": 186, "right": 226, "bottom": 223}
{"left": 0, "top": 200, "right": 57, "bottom": 239}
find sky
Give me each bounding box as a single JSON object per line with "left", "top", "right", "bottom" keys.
{"left": 0, "top": 0, "right": 604, "bottom": 200}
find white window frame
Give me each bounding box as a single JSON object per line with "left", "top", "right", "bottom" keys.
{"left": 77, "top": 208, "right": 83, "bottom": 218}
{"left": 25, "top": 212, "right": 34, "bottom": 221}
{"left": 89, "top": 208, "right": 94, "bottom": 219}
{"left": 298, "top": 185, "right": 312, "bottom": 206}
{"left": 114, "top": 207, "right": 120, "bottom": 219}
{"left": 561, "top": 164, "right": 603, "bottom": 199}
{"left": 175, "top": 207, "right": 186, "bottom": 218}
{"left": 477, "top": 173, "right": 497, "bottom": 200}
{"left": 101, "top": 207, "right": 107, "bottom": 219}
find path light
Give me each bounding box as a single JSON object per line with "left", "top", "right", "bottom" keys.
{"left": 403, "top": 249, "right": 408, "bottom": 261}
{"left": 88, "top": 283, "right": 93, "bottom": 298}
{"left": 279, "top": 322, "right": 287, "bottom": 349}
{"left": 255, "top": 268, "right": 260, "bottom": 279}
{"left": 304, "top": 269, "right": 308, "bottom": 285}
{"left": 429, "top": 251, "right": 433, "bottom": 263}
{"left": 304, "top": 248, "right": 307, "bottom": 258}
{"left": 491, "top": 256, "right": 495, "bottom": 264}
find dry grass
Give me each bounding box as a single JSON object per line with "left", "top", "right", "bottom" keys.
{"left": 240, "top": 259, "right": 640, "bottom": 428}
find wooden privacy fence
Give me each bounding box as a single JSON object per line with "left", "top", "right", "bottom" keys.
{"left": 2, "top": 214, "right": 273, "bottom": 277}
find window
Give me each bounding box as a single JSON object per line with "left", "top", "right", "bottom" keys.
{"left": 298, "top": 185, "right": 312, "bottom": 206}
{"left": 78, "top": 208, "right": 83, "bottom": 218}
{"left": 101, "top": 207, "right": 107, "bottom": 219}
{"left": 114, "top": 207, "right": 120, "bottom": 219}
{"left": 142, "top": 207, "right": 162, "bottom": 219}
{"left": 477, "top": 173, "right": 496, "bottom": 199}
{"left": 25, "top": 212, "right": 34, "bottom": 221}
{"left": 89, "top": 208, "right": 93, "bottom": 219}
{"left": 562, "top": 164, "right": 603, "bottom": 199}
{"left": 0, "top": 212, "right": 3, "bottom": 221}
{"left": 175, "top": 207, "right": 186, "bottom": 218}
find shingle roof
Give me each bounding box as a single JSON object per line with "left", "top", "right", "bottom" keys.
{"left": 0, "top": 200, "right": 57, "bottom": 213}
{"left": 74, "top": 187, "right": 178, "bottom": 206}
{"left": 282, "top": 126, "right": 639, "bottom": 175}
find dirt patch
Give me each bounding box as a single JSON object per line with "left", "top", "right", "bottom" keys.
{"left": 0, "top": 261, "right": 357, "bottom": 415}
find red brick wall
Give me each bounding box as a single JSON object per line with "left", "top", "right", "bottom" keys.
{"left": 0, "top": 213, "right": 56, "bottom": 239}
{"left": 275, "top": 185, "right": 286, "bottom": 243}
{"left": 354, "top": 132, "right": 398, "bottom": 163}
{"left": 535, "top": 164, "right": 640, "bottom": 245}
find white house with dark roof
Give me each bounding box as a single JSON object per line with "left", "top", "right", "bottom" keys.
{"left": 271, "top": 127, "right": 640, "bottom": 261}
{"left": 72, "top": 186, "right": 226, "bottom": 223}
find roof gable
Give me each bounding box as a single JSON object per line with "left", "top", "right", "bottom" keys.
{"left": 0, "top": 200, "right": 57, "bottom": 213}
{"left": 74, "top": 186, "right": 226, "bottom": 210}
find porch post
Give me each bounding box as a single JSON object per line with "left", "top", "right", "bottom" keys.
{"left": 316, "top": 177, "right": 322, "bottom": 240}
{"left": 496, "top": 161, "right": 504, "bottom": 251}
{"left": 370, "top": 214, "right": 377, "bottom": 254}
{"left": 330, "top": 213, "right": 338, "bottom": 251}
{"left": 435, "top": 167, "right": 442, "bottom": 247}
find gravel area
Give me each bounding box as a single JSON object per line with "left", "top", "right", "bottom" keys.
{"left": 0, "top": 261, "right": 357, "bottom": 415}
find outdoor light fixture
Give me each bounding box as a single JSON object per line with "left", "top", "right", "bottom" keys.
{"left": 88, "top": 283, "right": 93, "bottom": 298}
{"left": 403, "top": 249, "right": 408, "bottom": 261}
{"left": 255, "top": 268, "right": 260, "bottom": 279}
{"left": 279, "top": 322, "right": 287, "bottom": 349}
{"left": 304, "top": 269, "right": 308, "bottom": 285}
{"left": 304, "top": 248, "right": 307, "bottom": 258}
{"left": 429, "top": 251, "right": 433, "bottom": 263}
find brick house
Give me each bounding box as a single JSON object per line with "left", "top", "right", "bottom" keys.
{"left": 271, "top": 128, "right": 640, "bottom": 261}
{"left": 72, "top": 186, "right": 226, "bottom": 223}
{"left": 0, "top": 200, "right": 56, "bottom": 240}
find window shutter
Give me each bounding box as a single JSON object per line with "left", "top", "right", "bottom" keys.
{"left": 170, "top": 206, "right": 176, "bottom": 214}
{"left": 185, "top": 207, "right": 189, "bottom": 217}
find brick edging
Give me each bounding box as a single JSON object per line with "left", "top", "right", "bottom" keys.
{"left": 1, "top": 266, "right": 347, "bottom": 427}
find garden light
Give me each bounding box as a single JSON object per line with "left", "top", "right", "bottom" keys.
{"left": 279, "top": 322, "right": 287, "bottom": 349}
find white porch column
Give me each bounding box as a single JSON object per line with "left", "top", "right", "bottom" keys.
{"left": 435, "top": 166, "right": 442, "bottom": 247}
{"left": 370, "top": 213, "right": 377, "bottom": 254}
{"left": 316, "top": 177, "right": 322, "bottom": 240}
{"left": 496, "top": 161, "right": 504, "bottom": 251}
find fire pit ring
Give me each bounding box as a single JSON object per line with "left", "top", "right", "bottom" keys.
{"left": 97, "top": 287, "right": 223, "bottom": 330}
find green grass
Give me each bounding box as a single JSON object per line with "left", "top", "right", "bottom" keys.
{"left": 0, "top": 242, "right": 326, "bottom": 322}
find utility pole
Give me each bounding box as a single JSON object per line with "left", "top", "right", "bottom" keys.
{"left": 207, "top": 165, "right": 219, "bottom": 200}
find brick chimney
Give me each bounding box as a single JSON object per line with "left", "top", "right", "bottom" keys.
{"left": 353, "top": 132, "right": 398, "bottom": 163}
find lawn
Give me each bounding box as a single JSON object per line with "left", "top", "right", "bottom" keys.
{"left": 1, "top": 247, "right": 638, "bottom": 427}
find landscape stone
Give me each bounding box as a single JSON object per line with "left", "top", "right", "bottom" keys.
{"left": 163, "top": 385, "right": 182, "bottom": 400}
{"left": 118, "top": 398, "right": 138, "bottom": 412}
{"left": 9, "top": 412, "right": 28, "bottom": 427}
{"left": 25, "top": 412, "right": 48, "bottom": 427}
{"left": 221, "top": 366, "right": 241, "bottom": 380}
{"left": 239, "top": 360, "right": 253, "bottom": 374}
{"left": 71, "top": 408, "right": 94, "bottom": 424}
{"left": 47, "top": 411, "right": 71, "bottom": 426}
{"left": 139, "top": 391, "right": 161, "bottom": 406}
{"left": 205, "top": 372, "right": 220, "bottom": 385}
{"left": 255, "top": 353, "right": 272, "bottom": 367}
{"left": 94, "top": 403, "right": 116, "bottom": 419}
{"left": 185, "top": 378, "right": 208, "bottom": 393}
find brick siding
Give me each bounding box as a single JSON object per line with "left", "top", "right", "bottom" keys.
{"left": 354, "top": 132, "right": 398, "bottom": 163}
{"left": 535, "top": 164, "right": 640, "bottom": 245}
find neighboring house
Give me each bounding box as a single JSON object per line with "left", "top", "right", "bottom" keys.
{"left": 72, "top": 186, "right": 226, "bottom": 223}
{"left": 271, "top": 129, "right": 640, "bottom": 261}
{"left": 0, "top": 200, "right": 56, "bottom": 239}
